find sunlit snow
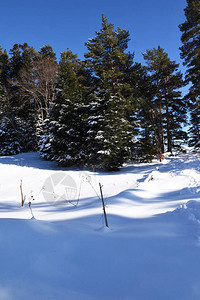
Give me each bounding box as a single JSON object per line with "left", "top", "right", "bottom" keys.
{"left": 1, "top": 151, "right": 200, "bottom": 299}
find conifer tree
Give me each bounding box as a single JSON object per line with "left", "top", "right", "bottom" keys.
{"left": 0, "top": 43, "right": 58, "bottom": 155}
{"left": 0, "top": 48, "right": 9, "bottom": 96}
{"left": 143, "top": 46, "right": 187, "bottom": 153}
{"left": 39, "top": 45, "right": 57, "bottom": 61}
{"left": 127, "top": 63, "right": 157, "bottom": 161}
{"left": 0, "top": 47, "right": 22, "bottom": 155}
{"left": 0, "top": 47, "right": 9, "bottom": 125}
{"left": 0, "top": 48, "right": 6, "bottom": 107}
{"left": 40, "top": 50, "right": 89, "bottom": 166}
{"left": 179, "top": 0, "right": 200, "bottom": 147}
{"left": 0, "top": 43, "right": 39, "bottom": 154}
{"left": 84, "top": 14, "right": 134, "bottom": 170}
{"left": 8, "top": 43, "right": 38, "bottom": 110}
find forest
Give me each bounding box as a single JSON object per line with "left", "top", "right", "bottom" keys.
{"left": 0, "top": 0, "right": 199, "bottom": 170}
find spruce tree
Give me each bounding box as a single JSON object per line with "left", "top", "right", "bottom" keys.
{"left": 0, "top": 47, "right": 22, "bottom": 155}
{"left": 1, "top": 43, "right": 39, "bottom": 154}
{"left": 84, "top": 14, "right": 134, "bottom": 170}
{"left": 40, "top": 50, "right": 89, "bottom": 166}
{"left": 179, "top": 0, "right": 200, "bottom": 147}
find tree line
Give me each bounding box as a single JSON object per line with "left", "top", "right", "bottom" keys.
{"left": 0, "top": 0, "right": 199, "bottom": 170}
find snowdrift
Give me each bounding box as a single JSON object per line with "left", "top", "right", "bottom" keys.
{"left": 0, "top": 152, "right": 200, "bottom": 300}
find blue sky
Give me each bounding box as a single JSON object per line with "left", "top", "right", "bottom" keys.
{"left": 0, "top": 0, "right": 186, "bottom": 68}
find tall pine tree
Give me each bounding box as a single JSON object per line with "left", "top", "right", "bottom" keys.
{"left": 179, "top": 0, "right": 200, "bottom": 147}
{"left": 127, "top": 63, "right": 157, "bottom": 161}
{"left": 143, "top": 46, "right": 187, "bottom": 154}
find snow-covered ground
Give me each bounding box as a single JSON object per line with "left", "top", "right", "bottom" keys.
{"left": 1, "top": 151, "right": 200, "bottom": 300}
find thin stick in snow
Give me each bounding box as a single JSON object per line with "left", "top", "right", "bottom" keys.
{"left": 99, "top": 182, "right": 109, "bottom": 228}
{"left": 20, "top": 179, "right": 26, "bottom": 207}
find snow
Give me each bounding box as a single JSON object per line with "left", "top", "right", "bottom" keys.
{"left": 1, "top": 152, "right": 200, "bottom": 299}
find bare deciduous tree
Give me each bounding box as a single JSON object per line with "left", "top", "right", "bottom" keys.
{"left": 15, "top": 56, "right": 58, "bottom": 120}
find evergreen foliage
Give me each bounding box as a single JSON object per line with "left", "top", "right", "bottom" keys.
{"left": 0, "top": 11, "right": 196, "bottom": 168}
{"left": 84, "top": 14, "right": 134, "bottom": 170}
{"left": 0, "top": 43, "right": 45, "bottom": 154}
{"left": 40, "top": 50, "right": 89, "bottom": 167}
{"left": 128, "top": 63, "right": 158, "bottom": 161}
{"left": 0, "top": 113, "right": 37, "bottom": 155}
{"left": 143, "top": 46, "right": 187, "bottom": 154}
{"left": 179, "top": 0, "right": 200, "bottom": 147}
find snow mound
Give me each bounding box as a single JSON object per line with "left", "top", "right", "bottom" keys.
{"left": 2, "top": 152, "right": 200, "bottom": 300}
{"left": 179, "top": 169, "right": 200, "bottom": 195}
{"left": 175, "top": 200, "right": 200, "bottom": 224}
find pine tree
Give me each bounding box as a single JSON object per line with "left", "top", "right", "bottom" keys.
{"left": 0, "top": 48, "right": 9, "bottom": 122}
{"left": 0, "top": 47, "right": 21, "bottom": 155}
{"left": 179, "top": 0, "right": 200, "bottom": 147}
{"left": 8, "top": 43, "right": 38, "bottom": 111}
{"left": 39, "top": 45, "right": 57, "bottom": 61}
{"left": 84, "top": 14, "right": 134, "bottom": 170}
{"left": 143, "top": 46, "right": 187, "bottom": 154}
{"left": 127, "top": 63, "right": 157, "bottom": 161}
{"left": 0, "top": 43, "right": 39, "bottom": 154}
{"left": 0, "top": 43, "right": 58, "bottom": 156}
{"left": 0, "top": 48, "right": 9, "bottom": 95}
{"left": 0, "top": 47, "right": 5, "bottom": 107}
